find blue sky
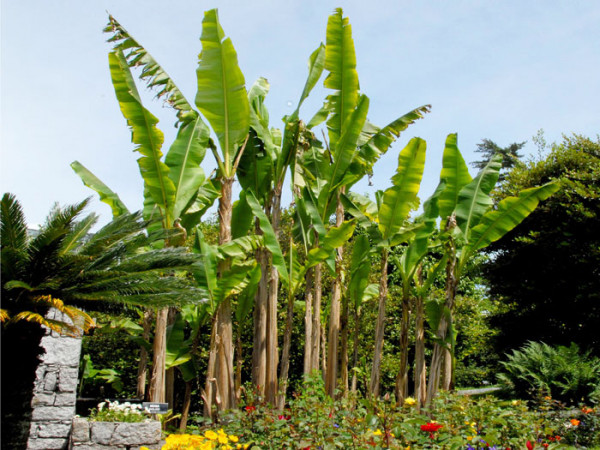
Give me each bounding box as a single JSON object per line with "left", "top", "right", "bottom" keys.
{"left": 1, "top": 1, "right": 599, "bottom": 227}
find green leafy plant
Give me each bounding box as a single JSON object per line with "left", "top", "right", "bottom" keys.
{"left": 79, "top": 354, "right": 123, "bottom": 396}
{"left": 498, "top": 341, "right": 600, "bottom": 404}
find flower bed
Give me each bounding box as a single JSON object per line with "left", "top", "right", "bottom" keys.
{"left": 70, "top": 400, "right": 162, "bottom": 449}
{"left": 71, "top": 417, "right": 162, "bottom": 449}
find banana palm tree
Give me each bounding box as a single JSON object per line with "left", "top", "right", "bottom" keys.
{"left": 425, "top": 134, "right": 559, "bottom": 403}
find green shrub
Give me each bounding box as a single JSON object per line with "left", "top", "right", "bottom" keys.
{"left": 498, "top": 341, "right": 600, "bottom": 404}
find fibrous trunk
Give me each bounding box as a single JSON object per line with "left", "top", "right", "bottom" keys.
{"left": 369, "top": 247, "right": 388, "bottom": 398}
{"left": 340, "top": 294, "right": 350, "bottom": 397}
{"left": 252, "top": 244, "right": 268, "bottom": 396}
{"left": 325, "top": 192, "right": 344, "bottom": 397}
{"left": 136, "top": 308, "right": 153, "bottom": 400}
{"left": 426, "top": 240, "right": 457, "bottom": 405}
{"left": 395, "top": 296, "right": 411, "bottom": 403}
{"left": 149, "top": 307, "right": 168, "bottom": 403}
{"left": 265, "top": 189, "right": 282, "bottom": 405}
{"left": 350, "top": 306, "right": 361, "bottom": 393}
{"left": 277, "top": 287, "right": 295, "bottom": 409}
{"left": 414, "top": 294, "right": 427, "bottom": 409}
{"left": 310, "top": 263, "right": 323, "bottom": 373}
{"left": 205, "top": 177, "right": 235, "bottom": 413}
{"left": 303, "top": 268, "right": 314, "bottom": 375}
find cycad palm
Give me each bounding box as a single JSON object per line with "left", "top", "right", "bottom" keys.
{"left": 1, "top": 193, "right": 198, "bottom": 335}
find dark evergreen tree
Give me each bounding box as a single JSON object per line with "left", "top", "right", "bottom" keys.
{"left": 471, "top": 139, "right": 526, "bottom": 181}
{"left": 484, "top": 135, "right": 600, "bottom": 356}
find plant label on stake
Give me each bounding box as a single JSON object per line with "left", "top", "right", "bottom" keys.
{"left": 143, "top": 402, "right": 169, "bottom": 414}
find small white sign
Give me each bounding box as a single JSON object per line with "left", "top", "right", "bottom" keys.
{"left": 143, "top": 402, "right": 169, "bottom": 414}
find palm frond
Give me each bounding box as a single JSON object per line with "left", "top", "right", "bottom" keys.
{"left": 1, "top": 193, "right": 30, "bottom": 280}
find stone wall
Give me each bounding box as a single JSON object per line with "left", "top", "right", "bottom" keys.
{"left": 70, "top": 418, "right": 163, "bottom": 450}
{"left": 26, "top": 309, "right": 83, "bottom": 450}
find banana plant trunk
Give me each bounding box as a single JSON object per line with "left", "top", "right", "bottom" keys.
{"left": 310, "top": 263, "right": 323, "bottom": 374}
{"left": 179, "top": 381, "right": 193, "bottom": 431}
{"left": 148, "top": 307, "right": 169, "bottom": 403}
{"left": 414, "top": 294, "right": 427, "bottom": 409}
{"left": 165, "top": 307, "right": 178, "bottom": 409}
{"left": 277, "top": 284, "right": 295, "bottom": 409}
{"left": 394, "top": 295, "right": 411, "bottom": 403}
{"left": 350, "top": 306, "right": 361, "bottom": 393}
{"left": 252, "top": 244, "right": 269, "bottom": 396}
{"left": 340, "top": 294, "right": 350, "bottom": 397}
{"left": 325, "top": 193, "right": 344, "bottom": 397}
{"left": 265, "top": 189, "right": 282, "bottom": 405}
{"left": 369, "top": 247, "right": 388, "bottom": 398}
{"left": 205, "top": 177, "right": 236, "bottom": 413}
{"left": 136, "top": 308, "right": 153, "bottom": 400}
{"left": 303, "top": 267, "right": 314, "bottom": 375}
{"left": 426, "top": 242, "right": 457, "bottom": 405}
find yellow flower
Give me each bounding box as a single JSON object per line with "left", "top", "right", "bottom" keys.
{"left": 229, "top": 435, "right": 239, "bottom": 443}
{"left": 373, "top": 429, "right": 383, "bottom": 436}
{"left": 218, "top": 435, "right": 228, "bottom": 444}
{"left": 204, "top": 430, "right": 218, "bottom": 440}
{"left": 218, "top": 428, "right": 227, "bottom": 436}
{"left": 404, "top": 397, "right": 416, "bottom": 406}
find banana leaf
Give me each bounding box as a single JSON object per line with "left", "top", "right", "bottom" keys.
{"left": 71, "top": 161, "right": 129, "bottom": 218}
{"left": 438, "top": 133, "right": 473, "bottom": 226}
{"left": 464, "top": 182, "right": 560, "bottom": 256}
{"left": 324, "top": 8, "right": 359, "bottom": 147}
{"left": 455, "top": 153, "right": 502, "bottom": 237}
{"left": 105, "top": 15, "right": 198, "bottom": 126}
{"left": 378, "top": 137, "right": 426, "bottom": 240}
{"left": 195, "top": 9, "right": 249, "bottom": 175}
{"left": 108, "top": 49, "right": 175, "bottom": 223}
{"left": 165, "top": 116, "right": 210, "bottom": 221}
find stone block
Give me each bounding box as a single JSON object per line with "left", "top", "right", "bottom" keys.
{"left": 58, "top": 367, "right": 80, "bottom": 392}
{"left": 37, "top": 422, "right": 71, "bottom": 438}
{"left": 71, "top": 445, "right": 124, "bottom": 450}
{"left": 39, "top": 335, "right": 82, "bottom": 366}
{"left": 112, "top": 421, "right": 161, "bottom": 445}
{"left": 27, "top": 437, "right": 68, "bottom": 449}
{"left": 31, "top": 405, "right": 75, "bottom": 421}
{"left": 32, "top": 392, "right": 55, "bottom": 406}
{"left": 44, "top": 369, "right": 59, "bottom": 391}
{"left": 90, "top": 422, "right": 117, "bottom": 445}
{"left": 71, "top": 417, "right": 91, "bottom": 442}
{"left": 54, "top": 392, "right": 76, "bottom": 406}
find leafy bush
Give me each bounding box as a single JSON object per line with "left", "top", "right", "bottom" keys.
{"left": 181, "top": 374, "right": 599, "bottom": 449}
{"left": 498, "top": 341, "right": 600, "bottom": 404}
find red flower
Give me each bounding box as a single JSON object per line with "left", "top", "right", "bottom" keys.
{"left": 278, "top": 414, "right": 291, "bottom": 420}
{"left": 421, "top": 422, "right": 443, "bottom": 439}
{"left": 420, "top": 422, "right": 443, "bottom": 433}
{"left": 526, "top": 441, "right": 534, "bottom": 450}
{"left": 245, "top": 405, "right": 256, "bottom": 413}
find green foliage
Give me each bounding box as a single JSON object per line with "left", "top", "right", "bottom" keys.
{"left": 183, "top": 378, "right": 600, "bottom": 448}
{"left": 80, "top": 354, "right": 123, "bottom": 395}
{"left": 487, "top": 134, "right": 600, "bottom": 355}
{"left": 498, "top": 341, "right": 600, "bottom": 405}
{"left": 1, "top": 193, "right": 201, "bottom": 338}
